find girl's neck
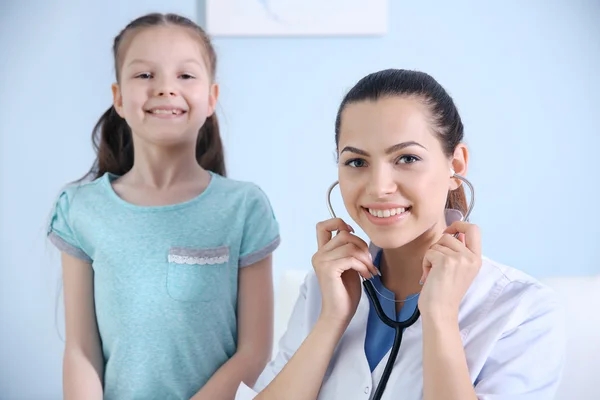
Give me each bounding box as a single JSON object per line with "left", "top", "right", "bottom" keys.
{"left": 111, "top": 141, "right": 211, "bottom": 208}
{"left": 126, "top": 141, "right": 204, "bottom": 189}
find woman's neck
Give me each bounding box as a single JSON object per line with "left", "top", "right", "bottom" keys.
{"left": 379, "top": 218, "right": 447, "bottom": 302}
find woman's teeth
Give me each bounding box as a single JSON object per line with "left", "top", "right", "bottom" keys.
{"left": 368, "top": 207, "right": 408, "bottom": 218}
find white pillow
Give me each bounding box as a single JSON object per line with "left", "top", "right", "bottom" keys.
{"left": 540, "top": 275, "right": 600, "bottom": 400}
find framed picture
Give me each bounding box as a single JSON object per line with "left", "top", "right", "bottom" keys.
{"left": 205, "top": 0, "right": 388, "bottom": 37}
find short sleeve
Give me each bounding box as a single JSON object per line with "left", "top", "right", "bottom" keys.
{"left": 47, "top": 190, "right": 92, "bottom": 263}
{"left": 238, "top": 184, "right": 281, "bottom": 267}
{"left": 474, "top": 284, "right": 566, "bottom": 399}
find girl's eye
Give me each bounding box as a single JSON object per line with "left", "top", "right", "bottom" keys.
{"left": 397, "top": 155, "right": 420, "bottom": 164}
{"left": 345, "top": 158, "right": 367, "bottom": 168}
{"left": 136, "top": 73, "right": 152, "bottom": 79}
{"left": 180, "top": 74, "right": 196, "bottom": 79}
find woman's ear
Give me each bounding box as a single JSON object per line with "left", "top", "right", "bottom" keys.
{"left": 449, "top": 143, "right": 469, "bottom": 190}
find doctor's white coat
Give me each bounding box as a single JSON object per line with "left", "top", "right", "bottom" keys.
{"left": 236, "top": 253, "right": 566, "bottom": 400}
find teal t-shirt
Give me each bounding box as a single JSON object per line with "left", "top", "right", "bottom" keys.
{"left": 47, "top": 171, "right": 281, "bottom": 400}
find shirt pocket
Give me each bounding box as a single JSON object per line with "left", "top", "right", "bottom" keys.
{"left": 166, "top": 245, "right": 230, "bottom": 302}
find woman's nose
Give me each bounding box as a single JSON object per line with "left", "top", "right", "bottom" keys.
{"left": 365, "top": 168, "right": 397, "bottom": 198}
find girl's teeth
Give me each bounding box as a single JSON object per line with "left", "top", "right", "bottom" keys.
{"left": 152, "top": 109, "right": 181, "bottom": 114}
{"left": 368, "top": 207, "right": 407, "bottom": 218}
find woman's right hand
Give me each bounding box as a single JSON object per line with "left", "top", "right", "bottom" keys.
{"left": 311, "top": 218, "right": 379, "bottom": 327}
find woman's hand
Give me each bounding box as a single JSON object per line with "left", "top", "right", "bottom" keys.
{"left": 418, "top": 221, "right": 482, "bottom": 322}
{"left": 312, "top": 218, "right": 379, "bottom": 327}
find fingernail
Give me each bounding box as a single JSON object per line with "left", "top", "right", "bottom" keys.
{"left": 347, "top": 224, "right": 354, "bottom": 233}
{"left": 368, "top": 252, "right": 373, "bottom": 261}
{"left": 377, "top": 269, "right": 382, "bottom": 277}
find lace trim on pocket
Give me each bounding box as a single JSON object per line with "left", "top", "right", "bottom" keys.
{"left": 168, "top": 246, "right": 229, "bottom": 265}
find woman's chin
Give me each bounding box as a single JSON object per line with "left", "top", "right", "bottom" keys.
{"left": 365, "top": 230, "right": 414, "bottom": 250}
{"left": 367, "top": 224, "right": 443, "bottom": 252}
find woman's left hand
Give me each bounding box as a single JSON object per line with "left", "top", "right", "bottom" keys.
{"left": 418, "top": 221, "right": 482, "bottom": 322}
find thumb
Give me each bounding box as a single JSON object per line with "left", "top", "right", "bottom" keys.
{"left": 420, "top": 255, "right": 432, "bottom": 285}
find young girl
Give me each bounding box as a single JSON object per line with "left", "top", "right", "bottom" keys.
{"left": 235, "top": 69, "right": 565, "bottom": 399}
{"left": 47, "top": 13, "right": 280, "bottom": 400}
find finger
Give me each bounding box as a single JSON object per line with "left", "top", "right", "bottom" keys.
{"left": 323, "top": 229, "right": 369, "bottom": 254}
{"left": 324, "top": 242, "right": 378, "bottom": 277}
{"left": 430, "top": 242, "right": 456, "bottom": 256}
{"left": 435, "top": 233, "right": 464, "bottom": 253}
{"left": 420, "top": 263, "right": 430, "bottom": 285}
{"left": 316, "top": 218, "right": 352, "bottom": 248}
{"left": 323, "top": 232, "right": 376, "bottom": 275}
{"left": 420, "top": 248, "right": 445, "bottom": 284}
{"left": 444, "top": 222, "right": 482, "bottom": 255}
{"left": 337, "top": 256, "right": 373, "bottom": 280}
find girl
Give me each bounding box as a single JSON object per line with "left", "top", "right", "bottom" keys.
{"left": 235, "top": 69, "right": 565, "bottom": 400}
{"left": 48, "top": 13, "right": 280, "bottom": 400}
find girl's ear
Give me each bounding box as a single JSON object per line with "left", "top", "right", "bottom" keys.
{"left": 207, "top": 83, "right": 219, "bottom": 117}
{"left": 112, "top": 83, "right": 125, "bottom": 118}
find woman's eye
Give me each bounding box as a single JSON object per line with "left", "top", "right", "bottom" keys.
{"left": 180, "top": 74, "right": 195, "bottom": 79}
{"left": 136, "top": 73, "right": 152, "bottom": 79}
{"left": 398, "top": 155, "right": 420, "bottom": 164}
{"left": 345, "top": 159, "right": 367, "bottom": 168}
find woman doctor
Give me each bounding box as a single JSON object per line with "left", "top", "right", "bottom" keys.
{"left": 236, "top": 69, "right": 565, "bottom": 400}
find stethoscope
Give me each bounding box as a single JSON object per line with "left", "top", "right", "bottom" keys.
{"left": 325, "top": 169, "right": 475, "bottom": 400}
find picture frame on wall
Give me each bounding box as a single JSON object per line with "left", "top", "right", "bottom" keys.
{"left": 205, "top": 0, "right": 388, "bottom": 37}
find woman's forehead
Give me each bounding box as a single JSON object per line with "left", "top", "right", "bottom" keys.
{"left": 338, "top": 97, "right": 437, "bottom": 150}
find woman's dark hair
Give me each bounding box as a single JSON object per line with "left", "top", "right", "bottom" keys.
{"left": 334, "top": 69, "right": 467, "bottom": 214}
{"left": 80, "top": 13, "right": 225, "bottom": 182}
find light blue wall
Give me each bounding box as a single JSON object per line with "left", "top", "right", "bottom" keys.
{"left": 1, "top": 0, "right": 599, "bottom": 398}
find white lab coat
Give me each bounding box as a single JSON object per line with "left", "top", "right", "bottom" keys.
{"left": 236, "top": 250, "right": 566, "bottom": 400}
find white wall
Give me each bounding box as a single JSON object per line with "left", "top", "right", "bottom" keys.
{"left": 1, "top": 0, "right": 599, "bottom": 398}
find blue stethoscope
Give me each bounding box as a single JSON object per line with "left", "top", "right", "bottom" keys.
{"left": 325, "top": 170, "right": 475, "bottom": 400}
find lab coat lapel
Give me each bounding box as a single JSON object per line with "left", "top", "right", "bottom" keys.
{"left": 319, "top": 286, "right": 373, "bottom": 398}
{"left": 369, "top": 319, "right": 425, "bottom": 399}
